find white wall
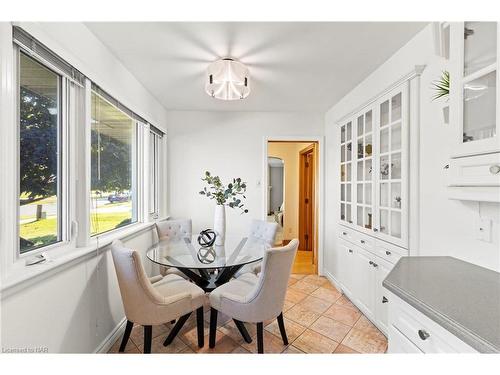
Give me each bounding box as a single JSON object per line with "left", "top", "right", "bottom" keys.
{"left": 166, "top": 111, "right": 323, "bottom": 237}
{"left": 0, "top": 22, "right": 165, "bottom": 353}
{"left": 324, "top": 24, "right": 500, "bottom": 277}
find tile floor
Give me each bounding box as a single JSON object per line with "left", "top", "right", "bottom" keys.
{"left": 108, "top": 274, "right": 387, "bottom": 354}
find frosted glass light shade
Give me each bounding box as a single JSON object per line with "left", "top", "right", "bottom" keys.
{"left": 205, "top": 58, "right": 250, "bottom": 100}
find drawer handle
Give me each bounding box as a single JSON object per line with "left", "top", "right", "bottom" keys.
{"left": 382, "top": 296, "right": 388, "bottom": 303}
{"left": 369, "top": 260, "right": 373, "bottom": 265}
{"left": 360, "top": 240, "right": 365, "bottom": 244}
{"left": 348, "top": 249, "right": 353, "bottom": 253}
{"left": 342, "top": 232, "right": 347, "bottom": 235}
{"left": 373, "top": 228, "right": 379, "bottom": 232}
{"left": 418, "top": 329, "right": 430, "bottom": 341}
{"left": 373, "top": 263, "right": 378, "bottom": 268}
{"left": 489, "top": 165, "right": 500, "bottom": 175}
{"left": 385, "top": 250, "right": 392, "bottom": 256}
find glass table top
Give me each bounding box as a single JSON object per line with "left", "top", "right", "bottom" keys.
{"left": 146, "top": 235, "right": 269, "bottom": 270}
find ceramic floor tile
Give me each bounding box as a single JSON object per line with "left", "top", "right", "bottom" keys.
{"left": 353, "top": 315, "right": 377, "bottom": 332}
{"left": 218, "top": 320, "right": 257, "bottom": 344}
{"left": 241, "top": 331, "right": 288, "bottom": 354}
{"left": 230, "top": 346, "right": 252, "bottom": 354}
{"left": 283, "top": 299, "right": 296, "bottom": 312}
{"left": 298, "top": 295, "right": 332, "bottom": 314}
{"left": 341, "top": 327, "right": 387, "bottom": 354}
{"left": 193, "top": 332, "right": 240, "bottom": 354}
{"left": 284, "top": 303, "right": 321, "bottom": 327}
{"left": 282, "top": 345, "right": 305, "bottom": 354}
{"left": 137, "top": 334, "right": 187, "bottom": 354}
{"left": 178, "top": 325, "right": 210, "bottom": 349}
{"left": 310, "top": 316, "right": 351, "bottom": 343}
{"left": 129, "top": 323, "right": 170, "bottom": 347}
{"left": 285, "top": 289, "right": 308, "bottom": 304}
{"left": 302, "top": 275, "right": 330, "bottom": 287}
{"left": 323, "top": 304, "right": 361, "bottom": 326}
{"left": 334, "top": 344, "right": 359, "bottom": 354}
{"left": 107, "top": 337, "right": 139, "bottom": 354}
{"left": 288, "top": 278, "right": 298, "bottom": 287}
{"left": 290, "top": 279, "right": 320, "bottom": 294}
{"left": 265, "top": 317, "right": 307, "bottom": 343}
{"left": 311, "top": 286, "right": 342, "bottom": 303}
{"left": 290, "top": 274, "right": 307, "bottom": 280}
{"left": 293, "top": 329, "right": 339, "bottom": 354}
{"left": 335, "top": 295, "right": 360, "bottom": 311}
{"left": 204, "top": 310, "right": 232, "bottom": 326}
{"left": 179, "top": 346, "right": 196, "bottom": 353}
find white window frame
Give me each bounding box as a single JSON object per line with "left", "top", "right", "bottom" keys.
{"left": 15, "top": 46, "right": 72, "bottom": 258}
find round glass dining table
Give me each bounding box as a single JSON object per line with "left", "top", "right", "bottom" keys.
{"left": 146, "top": 235, "right": 269, "bottom": 292}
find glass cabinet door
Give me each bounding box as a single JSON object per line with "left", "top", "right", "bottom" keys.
{"left": 354, "top": 109, "right": 374, "bottom": 231}
{"left": 340, "top": 120, "right": 353, "bottom": 224}
{"left": 376, "top": 86, "right": 408, "bottom": 246}
{"left": 451, "top": 21, "right": 499, "bottom": 156}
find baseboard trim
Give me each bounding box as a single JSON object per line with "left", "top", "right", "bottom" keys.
{"left": 323, "top": 270, "right": 344, "bottom": 293}
{"left": 94, "top": 317, "right": 127, "bottom": 353}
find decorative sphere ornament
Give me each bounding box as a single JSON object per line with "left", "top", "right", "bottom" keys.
{"left": 197, "top": 247, "right": 216, "bottom": 264}
{"left": 197, "top": 229, "right": 216, "bottom": 248}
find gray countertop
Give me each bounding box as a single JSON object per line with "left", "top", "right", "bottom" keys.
{"left": 383, "top": 256, "right": 500, "bottom": 353}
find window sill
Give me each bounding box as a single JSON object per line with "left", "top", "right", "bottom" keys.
{"left": 1, "top": 222, "right": 156, "bottom": 295}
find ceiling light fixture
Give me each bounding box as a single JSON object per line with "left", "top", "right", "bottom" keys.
{"left": 205, "top": 58, "right": 250, "bottom": 100}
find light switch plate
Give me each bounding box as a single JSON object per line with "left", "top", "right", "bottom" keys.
{"left": 476, "top": 218, "right": 492, "bottom": 242}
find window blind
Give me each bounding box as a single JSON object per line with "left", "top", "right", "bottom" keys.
{"left": 91, "top": 83, "right": 149, "bottom": 124}
{"left": 13, "top": 26, "right": 86, "bottom": 87}
{"left": 149, "top": 125, "right": 164, "bottom": 138}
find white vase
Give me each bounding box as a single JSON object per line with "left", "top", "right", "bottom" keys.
{"left": 213, "top": 204, "right": 226, "bottom": 246}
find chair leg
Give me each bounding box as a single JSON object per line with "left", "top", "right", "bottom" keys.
{"left": 234, "top": 319, "right": 252, "bottom": 343}
{"left": 209, "top": 308, "right": 218, "bottom": 348}
{"left": 143, "top": 325, "right": 152, "bottom": 354}
{"left": 276, "top": 312, "right": 289, "bottom": 345}
{"left": 119, "top": 320, "right": 134, "bottom": 352}
{"left": 196, "top": 307, "right": 204, "bottom": 348}
{"left": 163, "top": 312, "right": 191, "bottom": 346}
{"left": 256, "top": 322, "right": 264, "bottom": 354}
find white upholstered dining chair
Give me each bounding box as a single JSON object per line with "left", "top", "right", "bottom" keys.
{"left": 236, "top": 219, "right": 278, "bottom": 276}
{"left": 155, "top": 218, "right": 192, "bottom": 278}
{"left": 208, "top": 239, "right": 299, "bottom": 353}
{"left": 111, "top": 240, "right": 205, "bottom": 353}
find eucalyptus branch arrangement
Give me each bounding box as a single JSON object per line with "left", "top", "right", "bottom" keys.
{"left": 432, "top": 71, "right": 450, "bottom": 101}
{"left": 199, "top": 171, "right": 249, "bottom": 214}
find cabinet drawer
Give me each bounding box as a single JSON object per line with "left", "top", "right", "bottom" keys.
{"left": 338, "top": 225, "right": 356, "bottom": 243}
{"left": 351, "top": 231, "right": 375, "bottom": 253}
{"left": 388, "top": 325, "right": 423, "bottom": 353}
{"left": 449, "top": 152, "right": 500, "bottom": 187}
{"left": 375, "top": 240, "right": 407, "bottom": 265}
{"left": 389, "top": 294, "right": 477, "bottom": 353}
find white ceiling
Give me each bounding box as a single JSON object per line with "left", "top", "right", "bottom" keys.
{"left": 86, "top": 22, "right": 428, "bottom": 112}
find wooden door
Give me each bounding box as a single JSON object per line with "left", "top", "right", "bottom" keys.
{"left": 299, "top": 144, "right": 315, "bottom": 252}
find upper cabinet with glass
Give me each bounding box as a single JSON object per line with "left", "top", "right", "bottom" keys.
{"left": 450, "top": 22, "right": 500, "bottom": 157}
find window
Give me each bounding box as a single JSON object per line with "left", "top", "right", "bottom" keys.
{"left": 149, "top": 129, "right": 162, "bottom": 219}
{"left": 90, "top": 91, "right": 137, "bottom": 235}
{"left": 18, "top": 52, "right": 62, "bottom": 253}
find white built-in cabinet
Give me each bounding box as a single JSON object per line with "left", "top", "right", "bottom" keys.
{"left": 336, "top": 77, "right": 417, "bottom": 335}
{"left": 448, "top": 22, "right": 500, "bottom": 201}
{"left": 340, "top": 82, "right": 409, "bottom": 248}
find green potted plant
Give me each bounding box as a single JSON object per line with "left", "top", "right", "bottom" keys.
{"left": 432, "top": 70, "right": 450, "bottom": 124}
{"left": 199, "top": 171, "right": 248, "bottom": 245}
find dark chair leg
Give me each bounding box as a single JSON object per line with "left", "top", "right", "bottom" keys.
{"left": 196, "top": 307, "right": 204, "bottom": 348}
{"left": 276, "top": 312, "right": 289, "bottom": 345}
{"left": 163, "top": 312, "right": 191, "bottom": 346}
{"left": 256, "top": 322, "right": 264, "bottom": 354}
{"left": 234, "top": 319, "right": 252, "bottom": 343}
{"left": 119, "top": 320, "right": 134, "bottom": 352}
{"left": 209, "top": 308, "right": 218, "bottom": 348}
{"left": 143, "top": 325, "right": 152, "bottom": 354}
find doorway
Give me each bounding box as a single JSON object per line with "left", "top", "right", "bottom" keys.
{"left": 266, "top": 140, "right": 319, "bottom": 274}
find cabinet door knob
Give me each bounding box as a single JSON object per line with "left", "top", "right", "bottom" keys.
{"left": 342, "top": 232, "right": 347, "bottom": 235}
{"left": 348, "top": 249, "right": 353, "bottom": 253}
{"left": 360, "top": 239, "right": 365, "bottom": 244}
{"left": 418, "top": 329, "right": 430, "bottom": 340}
{"left": 369, "top": 260, "right": 373, "bottom": 265}
{"left": 373, "top": 263, "right": 378, "bottom": 268}
{"left": 385, "top": 250, "right": 392, "bottom": 255}
{"left": 373, "top": 228, "right": 379, "bottom": 232}
{"left": 382, "top": 296, "right": 388, "bottom": 303}
{"left": 489, "top": 165, "right": 500, "bottom": 175}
